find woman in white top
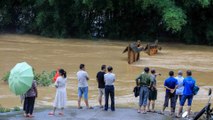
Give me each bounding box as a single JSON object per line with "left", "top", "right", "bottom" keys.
{"left": 49, "top": 69, "right": 67, "bottom": 116}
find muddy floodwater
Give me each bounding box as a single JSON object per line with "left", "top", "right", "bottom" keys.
{"left": 0, "top": 34, "right": 213, "bottom": 112}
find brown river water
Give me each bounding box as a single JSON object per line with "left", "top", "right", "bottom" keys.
{"left": 0, "top": 34, "right": 213, "bottom": 112}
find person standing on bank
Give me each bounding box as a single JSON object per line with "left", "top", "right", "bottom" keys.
{"left": 147, "top": 69, "right": 159, "bottom": 112}
{"left": 104, "top": 66, "right": 116, "bottom": 111}
{"left": 96, "top": 65, "right": 106, "bottom": 108}
{"left": 177, "top": 70, "right": 196, "bottom": 118}
{"left": 49, "top": 69, "right": 67, "bottom": 115}
{"left": 24, "top": 80, "right": 38, "bottom": 118}
{"left": 161, "top": 71, "right": 178, "bottom": 116}
{"left": 77, "top": 64, "right": 93, "bottom": 109}
{"left": 175, "top": 70, "right": 184, "bottom": 111}
{"left": 136, "top": 67, "right": 151, "bottom": 114}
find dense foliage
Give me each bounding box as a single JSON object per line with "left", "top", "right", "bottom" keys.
{"left": 34, "top": 70, "right": 56, "bottom": 87}
{"left": 0, "top": 0, "right": 213, "bottom": 45}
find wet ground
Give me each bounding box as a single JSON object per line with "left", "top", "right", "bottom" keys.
{"left": 0, "top": 107, "right": 187, "bottom": 120}
{"left": 0, "top": 34, "right": 213, "bottom": 111}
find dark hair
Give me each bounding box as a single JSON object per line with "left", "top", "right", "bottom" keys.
{"left": 59, "top": 69, "right": 67, "bottom": 78}
{"left": 169, "top": 71, "right": 174, "bottom": 76}
{"left": 101, "top": 65, "right": 106, "bottom": 70}
{"left": 107, "top": 66, "right": 113, "bottom": 72}
{"left": 80, "top": 64, "right": 85, "bottom": 69}
{"left": 186, "top": 70, "right": 192, "bottom": 76}
{"left": 151, "top": 69, "right": 156, "bottom": 74}
{"left": 144, "top": 67, "right": 149, "bottom": 73}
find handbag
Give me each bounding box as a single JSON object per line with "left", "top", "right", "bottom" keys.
{"left": 133, "top": 86, "right": 140, "bottom": 97}
{"left": 193, "top": 85, "right": 199, "bottom": 95}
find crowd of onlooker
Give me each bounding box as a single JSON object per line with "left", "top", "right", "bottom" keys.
{"left": 135, "top": 67, "right": 197, "bottom": 118}
{"left": 22, "top": 64, "right": 197, "bottom": 118}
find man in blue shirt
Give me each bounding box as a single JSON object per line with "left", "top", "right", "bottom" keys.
{"left": 161, "top": 71, "right": 178, "bottom": 116}
{"left": 177, "top": 70, "right": 196, "bottom": 117}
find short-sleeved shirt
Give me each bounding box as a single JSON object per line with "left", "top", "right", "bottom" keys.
{"left": 183, "top": 76, "right": 196, "bottom": 95}
{"left": 175, "top": 75, "right": 184, "bottom": 95}
{"left": 77, "top": 70, "right": 89, "bottom": 87}
{"left": 104, "top": 73, "right": 115, "bottom": 86}
{"left": 150, "top": 74, "right": 157, "bottom": 86}
{"left": 25, "top": 80, "right": 37, "bottom": 97}
{"left": 164, "top": 77, "right": 178, "bottom": 93}
{"left": 96, "top": 71, "right": 105, "bottom": 88}
{"left": 55, "top": 76, "right": 67, "bottom": 89}
{"left": 136, "top": 73, "right": 151, "bottom": 86}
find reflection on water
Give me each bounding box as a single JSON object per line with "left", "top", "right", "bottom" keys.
{"left": 0, "top": 34, "right": 213, "bottom": 111}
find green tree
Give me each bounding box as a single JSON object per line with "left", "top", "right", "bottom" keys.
{"left": 0, "top": 0, "right": 213, "bottom": 45}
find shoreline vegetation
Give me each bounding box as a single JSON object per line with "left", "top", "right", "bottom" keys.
{"left": 0, "top": 105, "right": 20, "bottom": 113}
{"left": 0, "top": 32, "right": 213, "bottom": 47}
{"left": 1, "top": 70, "right": 56, "bottom": 87}
{"left": 0, "top": 1, "right": 213, "bottom": 45}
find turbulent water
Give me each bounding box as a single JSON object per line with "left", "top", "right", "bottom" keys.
{"left": 0, "top": 34, "right": 213, "bottom": 111}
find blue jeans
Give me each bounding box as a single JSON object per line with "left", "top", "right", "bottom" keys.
{"left": 78, "top": 87, "right": 88, "bottom": 100}
{"left": 104, "top": 85, "right": 115, "bottom": 111}
{"left": 139, "top": 86, "right": 149, "bottom": 106}
{"left": 180, "top": 95, "right": 193, "bottom": 106}
{"left": 176, "top": 95, "right": 182, "bottom": 105}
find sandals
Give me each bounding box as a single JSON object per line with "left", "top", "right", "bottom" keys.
{"left": 151, "top": 110, "right": 156, "bottom": 113}
{"left": 147, "top": 110, "right": 151, "bottom": 112}
{"left": 48, "top": 112, "right": 64, "bottom": 116}
{"left": 141, "top": 111, "right": 147, "bottom": 114}
{"left": 87, "top": 106, "right": 93, "bottom": 109}
{"left": 78, "top": 106, "right": 83, "bottom": 109}
{"left": 48, "top": 112, "right": 55, "bottom": 116}
{"left": 158, "top": 111, "right": 164, "bottom": 115}
{"left": 137, "top": 110, "right": 141, "bottom": 113}
{"left": 59, "top": 112, "right": 64, "bottom": 115}
{"left": 28, "top": 115, "right": 34, "bottom": 118}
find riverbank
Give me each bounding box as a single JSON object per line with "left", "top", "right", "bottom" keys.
{"left": 0, "top": 107, "right": 188, "bottom": 120}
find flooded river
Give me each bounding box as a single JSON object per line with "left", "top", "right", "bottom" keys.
{"left": 0, "top": 34, "right": 213, "bottom": 111}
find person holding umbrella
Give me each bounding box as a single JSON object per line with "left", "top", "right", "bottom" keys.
{"left": 24, "top": 80, "right": 38, "bottom": 118}
{"left": 49, "top": 69, "right": 67, "bottom": 116}
{"left": 8, "top": 62, "right": 37, "bottom": 118}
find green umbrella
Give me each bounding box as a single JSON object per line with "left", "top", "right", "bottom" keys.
{"left": 9, "top": 62, "right": 34, "bottom": 95}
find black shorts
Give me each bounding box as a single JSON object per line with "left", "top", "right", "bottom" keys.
{"left": 149, "top": 89, "right": 157, "bottom": 100}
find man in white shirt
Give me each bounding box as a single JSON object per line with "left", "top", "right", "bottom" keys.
{"left": 104, "top": 66, "right": 116, "bottom": 111}
{"left": 77, "top": 64, "right": 92, "bottom": 109}
{"left": 175, "top": 70, "right": 184, "bottom": 112}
